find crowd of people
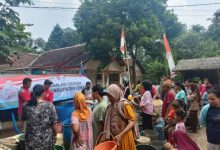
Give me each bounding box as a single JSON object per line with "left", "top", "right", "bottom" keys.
{"left": 17, "top": 77, "right": 220, "bottom": 150}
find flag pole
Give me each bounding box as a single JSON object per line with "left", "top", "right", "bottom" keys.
{"left": 121, "top": 28, "right": 132, "bottom": 93}
{"left": 125, "top": 50, "right": 132, "bottom": 93}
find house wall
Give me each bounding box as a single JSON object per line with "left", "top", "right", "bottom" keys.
{"left": 84, "top": 60, "right": 100, "bottom": 85}
{"left": 84, "top": 60, "right": 100, "bottom": 70}
{"left": 182, "top": 70, "right": 219, "bottom": 87}
{"left": 86, "top": 70, "right": 97, "bottom": 85}
{"left": 135, "top": 64, "right": 143, "bottom": 80}
{"left": 103, "top": 60, "right": 125, "bottom": 72}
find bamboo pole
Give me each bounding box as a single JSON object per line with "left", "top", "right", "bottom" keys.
{"left": 125, "top": 51, "right": 132, "bottom": 94}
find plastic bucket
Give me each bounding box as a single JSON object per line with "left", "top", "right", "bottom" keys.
{"left": 94, "top": 132, "right": 117, "bottom": 150}
{"left": 55, "top": 103, "right": 74, "bottom": 122}
{"left": 150, "top": 140, "right": 166, "bottom": 150}
{"left": 136, "top": 144, "right": 158, "bottom": 150}
{"left": 18, "top": 133, "right": 25, "bottom": 150}
{"left": 63, "top": 119, "right": 72, "bottom": 150}
{"left": 135, "top": 136, "right": 151, "bottom": 145}
{"left": 54, "top": 145, "right": 65, "bottom": 150}
{"left": 94, "top": 141, "right": 117, "bottom": 150}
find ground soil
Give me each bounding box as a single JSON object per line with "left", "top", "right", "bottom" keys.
{"left": 0, "top": 121, "right": 207, "bottom": 149}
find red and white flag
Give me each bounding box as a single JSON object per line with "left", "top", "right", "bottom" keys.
{"left": 163, "top": 33, "right": 176, "bottom": 78}
{"left": 120, "top": 28, "right": 126, "bottom": 54}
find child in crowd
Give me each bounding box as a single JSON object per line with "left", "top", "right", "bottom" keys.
{"left": 163, "top": 101, "right": 181, "bottom": 131}
{"left": 163, "top": 101, "right": 181, "bottom": 145}
{"left": 153, "top": 96, "right": 163, "bottom": 115}
{"left": 174, "top": 109, "right": 186, "bottom": 132}
{"left": 153, "top": 112, "right": 165, "bottom": 140}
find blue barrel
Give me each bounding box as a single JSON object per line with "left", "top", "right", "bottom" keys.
{"left": 63, "top": 119, "right": 72, "bottom": 150}
{"left": 56, "top": 103, "right": 74, "bottom": 122}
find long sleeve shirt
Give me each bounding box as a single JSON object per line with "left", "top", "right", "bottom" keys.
{"left": 140, "top": 91, "right": 153, "bottom": 115}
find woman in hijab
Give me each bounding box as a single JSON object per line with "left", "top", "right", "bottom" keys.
{"left": 104, "top": 84, "right": 138, "bottom": 150}
{"left": 188, "top": 83, "right": 201, "bottom": 133}
{"left": 70, "top": 92, "right": 93, "bottom": 150}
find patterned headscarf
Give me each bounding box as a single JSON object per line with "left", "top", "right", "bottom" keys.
{"left": 106, "top": 84, "right": 125, "bottom": 102}
{"left": 104, "top": 84, "right": 139, "bottom": 139}
{"left": 72, "top": 92, "right": 90, "bottom": 121}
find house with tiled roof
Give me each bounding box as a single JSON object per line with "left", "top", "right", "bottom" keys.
{"left": 31, "top": 45, "right": 144, "bottom": 86}
{"left": 0, "top": 55, "right": 13, "bottom": 65}
{"left": 0, "top": 53, "right": 39, "bottom": 74}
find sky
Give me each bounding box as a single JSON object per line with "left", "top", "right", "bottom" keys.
{"left": 3, "top": 0, "right": 220, "bottom": 40}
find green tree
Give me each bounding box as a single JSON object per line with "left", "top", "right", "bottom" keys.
{"left": 45, "top": 24, "right": 64, "bottom": 50}
{"left": 191, "top": 24, "right": 205, "bottom": 33}
{"left": 0, "top": 0, "right": 32, "bottom": 58}
{"left": 62, "top": 28, "right": 82, "bottom": 47}
{"left": 74, "top": 0, "right": 184, "bottom": 83}
{"left": 33, "top": 37, "right": 46, "bottom": 52}
{"left": 172, "top": 31, "right": 220, "bottom": 60}
{"left": 206, "top": 17, "right": 220, "bottom": 50}
{"left": 144, "top": 60, "right": 168, "bottom": 84}
{"left": 46, "top": 25, "right": 81, "bottom": 50}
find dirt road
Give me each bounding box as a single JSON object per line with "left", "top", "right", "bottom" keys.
{"left": 0, "top": 121, "right": 208, "bottom": 149}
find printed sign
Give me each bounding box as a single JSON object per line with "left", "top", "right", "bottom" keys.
{"left": 0, "top": 74, "right": 90, "bottom": 110}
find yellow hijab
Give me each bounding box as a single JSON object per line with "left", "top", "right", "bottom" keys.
{"left": 73, "top": 92, "right": 90, "bottom": 121}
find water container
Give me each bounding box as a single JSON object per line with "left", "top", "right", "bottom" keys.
{"left": 63, "top": 119, "right": 72, "bottom": 150}
{"left": 54, "top": 145, "right": 65, "bottom": 150}
{"left": 135, "top": 136, "right": 151, "bottom": 145}
{"left": 56, "top": 103, "right": 74, "bottom": 122}
{"left": 18, "top": 133, "right": 25, "bottom": 150}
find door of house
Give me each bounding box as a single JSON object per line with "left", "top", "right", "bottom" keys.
{"left": 109, "top": 73, "right": 120, "bottom": 85}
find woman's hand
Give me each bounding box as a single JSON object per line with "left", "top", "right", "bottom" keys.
{"left": 73, "top": 136, "right": 85, "bottom": 147}
{"left": 115, "top": 134, "right": 122, "bottom": 146}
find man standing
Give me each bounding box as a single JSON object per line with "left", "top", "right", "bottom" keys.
{"left": 82, "top": 81, "right": 94, "bottom": 109}
{"left": 82, "top": 81, "right": 92, "bottom": 100}
{"left": 44, "top": 79, "right": 54, "bottom": 103}
{"left": 18, "top": 78, "right": 32, "bottom": 131}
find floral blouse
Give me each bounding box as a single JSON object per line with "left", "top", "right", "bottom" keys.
{"left": 22, "top": 101, "right": 58, "bottom": 150}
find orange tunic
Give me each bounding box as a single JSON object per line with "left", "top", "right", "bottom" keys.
{"left": 119, "top": 104, "right": 136, "bottom": 150}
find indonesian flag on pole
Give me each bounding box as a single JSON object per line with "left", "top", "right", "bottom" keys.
{"left": 163, "top": 33, "right": 176, "bottom": 78}
{"left": 120, "top": 28, "right": 126, "bottom": 54}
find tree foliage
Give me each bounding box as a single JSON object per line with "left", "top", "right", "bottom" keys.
{"left": 74, "top": 0, "right": 184, "bottom": 82}
{"left": 172, "top": 22, "right": 220, "bottom": 61}
{"left": 45, "top": 24, "right": 64, "bottom": 50}
{"left": 33, "top": 37, "right": 46, "bottom": 52}
{"left": 0, "top": 0, "right": 32, "bottom": 57}
{"left": 143, "top": 60, "right": 168, "bottom": 84}
{"left": 45, "top": 24, "right": 82, "bottom": 51}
